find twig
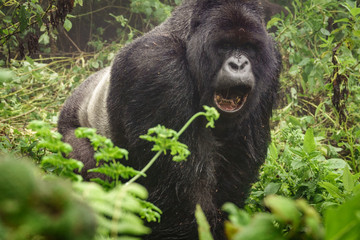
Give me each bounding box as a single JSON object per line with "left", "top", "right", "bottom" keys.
{"left": 0, "top": 108, "right": 37, "bottom": 123}
{"left": 61, "top": 27, "right": 82, "bottom": 53}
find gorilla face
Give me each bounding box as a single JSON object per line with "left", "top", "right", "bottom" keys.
{"left": 186, "top": 1, "right": 278, "bottom": 116}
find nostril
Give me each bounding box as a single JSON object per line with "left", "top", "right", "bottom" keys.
{"left": 239, "top": 60, "right": 249, "bottom": 70}
{"left": 228, "top": 62, "right": 239, "bottom": 71}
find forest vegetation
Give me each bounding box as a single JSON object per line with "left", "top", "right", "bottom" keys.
{"left": 0, "top": 0, "right": 359, "bottom": 239}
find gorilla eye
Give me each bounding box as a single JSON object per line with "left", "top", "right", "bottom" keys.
{"left": 223, "top": 43, "right": 232, "bottom": 48}
{"left": 242, "top": 43, "right": 257, "bottom": 57}
{"left": 219, "top": 42, "right": 232, "bottom": 50}
{"left": 243, "top": 43, "right": 255, "bottom": 50}
{"left": 217, "top": 42, "right": 234, "bottom": 54}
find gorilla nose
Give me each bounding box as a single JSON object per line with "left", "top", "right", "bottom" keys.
{"left": 216, "top": 55, "right": 255, "bottom": 89}
{"left": 225, "top": 56, "right": 251, "bottom": 75}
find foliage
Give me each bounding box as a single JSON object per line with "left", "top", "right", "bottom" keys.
{"left": 128, "top": 106, "right": 219, "bottom": 184}
{"left": 0, "top": 0, "right": 359, "bottom": 239}
{"left": 223, "top": 193, "right": 360, "bottom": 240}
{"left": 0, "top": 0, "right": 181, "bottom": 61}
{"left": 0, "top": 155, "right": 97, "bottom": 240}
{"left": 242, "top": 0, "right": 360, "bottom": 214}
{"left": 28, "top": 120, "right": 83, "bottom": 181}
{"left": 324, "top": 192, "right": 360, "bottom": 240}
{"left": 130, "top": 0, "right": 174, "bottom": 24}
{"left": 7, "top": 106, "right": 218, "bottom": 239}
{"left": 0, "top": 45, "right": 118, "bottom": 158}
{"left": 199, "top": 193, "right": 360, "bottom": 240}
{"left": 246, "top": 115, "right": 360, "bottom": 213}
{"left": 0, "top": 0, "right": 82, "bottom": 61}
{"left": 224, "top": 196, "right": 323, "bottom": 240}
{"left": 268, "top": 0, "right": 360, "bottom": 138}
{"left": 140, "top": 106, "right": 219, "bottom": 162}
{"left": 74, "top": 182, "right": 152, "bottom": 240}
{"left": 269, "top": 0, "right": 359, "bottom": 100}
{"left": 74, "top": 127, "right": 137, "bottom": 188}
{"left": 28, "top": 120, "right": 166, "bottom": 239}
{"left": 195, "top": 205, "right": 214, "bottom": 240}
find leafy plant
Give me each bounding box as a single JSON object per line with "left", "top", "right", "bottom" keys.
{"left": 130, "top": 0, "right": 174, "bottom": 24}
{"left": 0, "top": 156, "right": 97, "bottom": 240}
{"left": 246, "top": 112, "right": 360, "bottom": 215}
{"left": 225, "top": 195, "right": 324, "bottom": 240}
{"left": 127, "top": 105, "right": 219, "bottom": 184}
{"left": 222, "top": 193, "right": 360, "bottom": 240}
{"left": 28, "top": 120, "right": 83, "bottom": 181}
{"left": 75, "top": 127, "right": 139, "bottom": 189}
{"left": 25, "top": 120, "right": 158, "bottom": 239}
{"left": 23, "top": 106, "right": 219, "bottom": 239}
{"left": 0, "top": 0, "right": 82, "bottom": 61}
{"left": 74, "top": 181, "right": 152, "bottom": 239}
{"left": 195, "top": 204, "right": 214, "bottom": 240}
{"left": 245, "top": 0, "right": 360, "bottom": 216}
{"left": 325, "top": 192, "right": 360, "bottom": 240}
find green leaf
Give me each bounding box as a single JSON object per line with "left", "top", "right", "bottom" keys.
{"left": 353, "top": 30, "right": 360, "bottom": 38}
{"left": 222, "top": 203, "right": 251, "bottom": 226}
{"left": 350, "top": 7, "right": 360, "bottom": 17}
{"left": 231, "top": 213, "right": 284, "bottom": 240}
{"left": 334, "top": 18, "right": 350, "bottom": 24}
{"left": 39, "top": 32, "right": 50, "bottom": 45}
{"left": 298, "top": 57, "right": 311, "bottom": 66}
{"left": 264, "top": 195, "right": 301, "bottom": 224}
{"left": 75, "top": 0, "right": 83, "bottom": 6}
{"left": 290, "top": 148, "right": 306, "bottom": 157}
{"left": 0, "top": 69, "right": 14, "bottom": 83}
{"left": 196, "top": 205, "right": 214, "bottom": 240}
{"left": 289, "top": 65, "right": 300, "bottom": 76}
{"left": 303, "top": 128, "right": 316, "bottom": 154}
{"left": 291, "top": 159, "right": 306, "bottom": 170}
{"left": 266, "top": 17, "right": 282, "bottom": 29}
{"left": 342, "top": 165, "right": 354, "bottom": 192}
{"left": 268, "top": 142, "right": 278, "bottom": 161}
{"left": 63, "top": 18, "right": 72, "bottom": 31}
{"left": 19, "top": 5, "right": 28, "bottom": 32}
{"left": 203, "top": 105, "right": 219, "bottom": 128}
{"left": 319, "top": 182, "right": 343, "bottom": 200}
{"left": 288, "top": 116, "right": 301, "bottom": 126}
{"left": 320, "top": 28, "right": 330, "bottom": 36}
{"left": 264, "top": 183, "right": 281, "bottom": 196}
{"left": 325, "top": 193, "right": 360, "bottom": 240}
{"left": 325, "top": 158, "right": 347, "bottom": 170}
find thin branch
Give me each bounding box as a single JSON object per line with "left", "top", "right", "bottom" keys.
{"left": 61, "top": 27, "right": 82, "bottom": 53}
{"left": 0, "top": 108, "right": 37, "bottom": 123}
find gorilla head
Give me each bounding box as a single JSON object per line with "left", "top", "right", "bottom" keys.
{"left": 58, "top": 0, "right": 281, "bottom": 239}
{"left": 186, "top": 1, "right": 280, "bottom": 118}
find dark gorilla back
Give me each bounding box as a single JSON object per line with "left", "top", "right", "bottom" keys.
{"left": 58, "top": 0, "right": 281, "bottom": 239}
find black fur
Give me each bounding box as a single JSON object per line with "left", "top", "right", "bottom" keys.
{"left": 58, "top": 0, "right": 281, "bottom": 239}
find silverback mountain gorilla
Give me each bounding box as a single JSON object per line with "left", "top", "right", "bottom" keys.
{"left": 58, "top": 0, "right": 281, "bottom": 239}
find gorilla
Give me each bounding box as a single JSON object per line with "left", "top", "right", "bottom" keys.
{"left": 58, "top": 0, "right": 281, "bottom": 239}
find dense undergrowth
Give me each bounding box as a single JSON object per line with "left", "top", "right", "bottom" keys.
{"left": 0, "top": 0, "right": 360, "bottom": 239}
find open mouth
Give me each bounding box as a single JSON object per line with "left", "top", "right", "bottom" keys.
{"left": 214, "top": 86, "right": 249, "bottom": 113}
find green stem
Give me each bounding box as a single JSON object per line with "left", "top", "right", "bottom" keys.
{"left": 176, "top": 112, "right": 205, "bottom": 139}
{"left": 126, "top": 151, "right": 162, "bottom": 185}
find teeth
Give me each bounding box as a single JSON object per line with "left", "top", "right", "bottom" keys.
{"left": 214, "top": 91, "right": 247, "bottom": 112}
